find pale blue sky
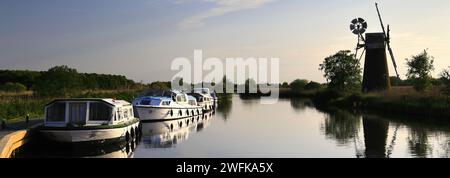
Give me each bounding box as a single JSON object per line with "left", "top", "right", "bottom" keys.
{"left": 1, "top": 0, "right": 449, "bottom": 83}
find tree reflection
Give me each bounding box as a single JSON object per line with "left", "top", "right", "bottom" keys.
{"left": 321, "top": 109, "right": 361, "bottom": 146}
{"left": 407, "top": 127, "right": 430, "bottom": 158}
{"left": 290, "top": 98, "right": 314, "bottom": 112}
{"left": 216, "top": 97, "right": 232, "bottom": 121}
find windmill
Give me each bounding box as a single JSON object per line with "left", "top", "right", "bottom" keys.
{"left": 350, "top": 3, "right": 400, "bottom": 92}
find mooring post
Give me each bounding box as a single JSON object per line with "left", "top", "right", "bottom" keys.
{"left": 1, "top": 119, "right": 6, "bottom": 129}
{"left": 26, "top": 114, "right": 30, "bottom": 123}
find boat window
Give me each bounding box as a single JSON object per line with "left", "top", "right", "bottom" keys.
{"left": 176, "top": 95, "right": 187, "bottom": 102}
{"left": 150, "top": 99, "right": 161, "bottom": 106}
{"left": 123, "top": 109, "right": 129, "bottom": 119}
{"left": 189, "top": 100, "right": 196, "bottom": 105}
{"left": 89, "top": 102, "right": 112, "bottom": 121}
{"left": 69, "top": 102, "right": 87, "bottom": 125}
{"left": 162, "top": 101, "right": 171, "bottom": 106}
{"left": 46, "top": 102, "right": 66, "bottom": 122}
{"left": 141, "top": 100, "right": 151, "bottom": 105}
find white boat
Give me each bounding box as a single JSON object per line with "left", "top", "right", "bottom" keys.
{"left": 132, "top": 89, "right": 204, "bottom": 122}
{"left": 191, "top": 88, "right": 215, "bottom": 111}
{"left": 39, "top": 98, "right": 140, "bottom": 143}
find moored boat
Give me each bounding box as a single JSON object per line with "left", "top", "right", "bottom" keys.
{"left": 191, "top": 88, "right": 215, "bottom": 111}
{"left": 132, "top": 89, "right": 203, "bottom": 122}
{"left": 39, "top": 98, "right": 140, "bottom": 143}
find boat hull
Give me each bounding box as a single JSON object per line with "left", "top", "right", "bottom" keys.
{"left": 39, "top": 121, "right": 140, "bottom": 143}
{"left": 135, "top": 106, "right": 204, "bottom": 121}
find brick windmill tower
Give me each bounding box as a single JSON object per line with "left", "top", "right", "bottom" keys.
{"left": 350, "top": 3, "right": 400, "bottom": 92}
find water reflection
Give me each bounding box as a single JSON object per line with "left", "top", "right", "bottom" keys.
{"left": 17, "top": 96, "right": 450, "bottom": 158}
{"left": 19, "top": 138, "right": 137, "bottom": 158}
{"left": 290, "top": 98, "right": 314, "bottom": 112}
{"left": 141, "top": 113, "right": 214, "bottom": 148}
{"left": 321, "top": 109, "right": 361, "bottom": 146}
{"left": 407, "top": 127, "right": 430, "bottom": 157}
{"left": 362, "top": 116, "right": 389, "bottom": 158}
{"left": 216, "top": 98, "right": 232, "bottom": 121}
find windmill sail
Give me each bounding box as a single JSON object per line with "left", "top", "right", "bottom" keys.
{"left": 375, "top": 3, "right": 400, "bottom": 78}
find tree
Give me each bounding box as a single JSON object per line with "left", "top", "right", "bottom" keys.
{"left": 406, "top": 50, "right": 434, "bottom": 92}
{"left": 440, "top": 67, "right": 450, "bottom": 94}
{"left": 34, "top": 65, "right": 81, "bottom": 97}
{"left": 305, "top": 81, "right": 322, "bottom": 90}
{"left": 290, "top": 79, "right": 308, "bottom": 92}
{"left": 281, "top": 82, "right": 289, "bottom": 88}
{"left": 319, "top": 50, "right": 362, "bottom": 92}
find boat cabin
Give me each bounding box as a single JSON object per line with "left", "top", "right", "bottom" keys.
{"left": 135, "top": 89, "right": 190, "bottom": 106}
{"left": 187, "top": 95, "right": 198, "bottom": 106}
{"left": 193, "top": 88, "right": 211, "bottom": 95}
{"left": 44, "top": 99, "right": 135, "bottom": 127}
{"left": 189, "top": 93, "right": 211, "bottom": 103}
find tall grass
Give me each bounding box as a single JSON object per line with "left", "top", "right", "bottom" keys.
{"left": 0, "top": 89, "right": 144, "bottom": 122}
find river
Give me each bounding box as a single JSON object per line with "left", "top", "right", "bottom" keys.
{"left": 19, "top": 95, "right": 450, "bottom": 158}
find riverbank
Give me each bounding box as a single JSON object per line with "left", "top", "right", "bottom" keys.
{"left": 0, "top": 89, "right": 144, "bottom": 122}
{"left": 239, "top": 86, "right": 450, "bottom": 120}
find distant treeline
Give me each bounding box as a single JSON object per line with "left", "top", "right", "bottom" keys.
{"left": 0, "top": 65, "right": 141, "bottom": 96}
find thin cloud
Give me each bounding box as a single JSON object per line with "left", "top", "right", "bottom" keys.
{"left": 177, "top": 0, "right": 275, "bottom": 29}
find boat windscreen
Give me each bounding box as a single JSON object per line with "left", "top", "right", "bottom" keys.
{"left": 46, "top": 102, "right": 66, "bottom": 122}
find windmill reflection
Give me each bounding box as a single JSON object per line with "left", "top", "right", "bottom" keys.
{"left": 362, "top": 116, "right": 389, "bottom": 158}
{"left": 321, "top": 109, "right": 399, "bottom": 158}
{"left": 140, "top": 112, "right": 215, "bottom": 148}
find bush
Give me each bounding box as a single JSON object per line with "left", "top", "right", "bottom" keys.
{"left": 0, "top": 82, "right": 27, "bottom": 92}
{"left": 290, "top": 79, "right": 309, "bottom": 92}
{"left": 305, "top": 81, "right": 322, "bottom": 90}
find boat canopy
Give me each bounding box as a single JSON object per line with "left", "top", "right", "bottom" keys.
{"left": 44, "top": 98, "right": 134, "bottom": 127}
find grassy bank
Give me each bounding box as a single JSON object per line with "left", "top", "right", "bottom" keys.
{"left": 313, "top": 87, "right": 450, "bottom": 120}
{"left": 237, "top": 86, "right": 450, "bottom": 120}
{"left": 0, "top": 89, "right": 143, "bottom": 122}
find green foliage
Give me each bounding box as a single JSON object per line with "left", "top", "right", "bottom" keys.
{"left": 440, "top": 67, "right": 450, "bottom": 94}
{"left": 0, "top": 99, "right": 48, "bottom": 120}
{"left": 149, "top": 81, "right": 171, "bottom": 90}
{"left": 305, "top": 81, "right": 322, "bottom": 90}
{"left": 281, "top": 82, "right": 289, "bottom": 88}
{"left": 406, "top": 50, "right": 434, "bottom": 92}
{"left": 290, "top": 79, "right": 309, "bottom": 92}
{"left": 0, "top": 70, "right": 41, "bottom": 89}
{"left": 319, "top": 50, "right": 362, "bottom": 92}
{"left": 0, "top": 82, "right": 27, "bottom": 92}
{"left": 1, "top": 65, "right": 138, "bottom": 97}
{"left": 34, "top": 65, "right": 82, "bottom": 97}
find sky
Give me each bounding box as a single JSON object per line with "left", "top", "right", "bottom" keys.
{"left": 1, "top": 0, "right": 450, "bottom": 83}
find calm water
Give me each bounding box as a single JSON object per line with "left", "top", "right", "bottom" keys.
{"left": 21, "top": 95, "right": 450, "bottom": 158}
